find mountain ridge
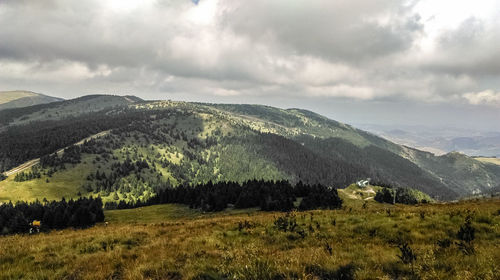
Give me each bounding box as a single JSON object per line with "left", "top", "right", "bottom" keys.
{"left": 0, "top": 94, "right": 498, "bottom": 202}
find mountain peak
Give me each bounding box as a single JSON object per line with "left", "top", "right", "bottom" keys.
{"left": 0, "top": 90, "right": 63, "bottom": 110}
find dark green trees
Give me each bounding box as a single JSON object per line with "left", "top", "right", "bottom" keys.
{"left": 105, "top": 180, "right": 343, "bottom": 212}
{"left": 374, "top": 187, "right": 421, "bottom": 205}
{"left": 0, "top": 197, "right": 104, "bottom": 235}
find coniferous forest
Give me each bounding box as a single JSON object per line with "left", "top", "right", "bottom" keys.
{"left": 0, "top": 197, "right": 104, "bottom": 235}
{"left": 104, "top": 180, "right": 343, "bottom": 212}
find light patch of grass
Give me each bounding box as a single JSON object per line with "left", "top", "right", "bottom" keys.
{"left": 475, "top": 157, "right": 500, "bottom": 166}
{"left": 0, "top": 155, "right": 97, "bottom": 202}
{"left": 105, "top": 204, "right": 203, "bottom": 224}
{"left": 0, "top": 91, "right": 37, "bottom": 104}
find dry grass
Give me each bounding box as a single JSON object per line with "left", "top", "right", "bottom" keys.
{"left": 1, "top": 199, "right": 499, "bottom": 279}
{"left": 475, "top": 157, "right": 500, "bottom": 166}
{"left": 0, "top": 91, "right": 36, "bottom": 104}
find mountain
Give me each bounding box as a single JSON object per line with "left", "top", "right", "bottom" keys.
{"left": 1, "top": 95, "right": 499, "bottom": 203}
{"left": 0, "top": 90, "right": 63, "bottom": 111}
{"left": 0, "top": 94, "right": 142, "bottom": 127}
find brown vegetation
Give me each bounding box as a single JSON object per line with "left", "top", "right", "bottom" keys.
{"left": 1, "top": 198, "right": 499, "bottom": 279}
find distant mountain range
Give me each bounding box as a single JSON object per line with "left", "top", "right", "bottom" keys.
{"left": 0, "top": 90, "right": 63, "bottom": 111}
{"left": 355, "top": 124, "right": 500, "bottom": 158}
{"left": 0, "top": 93, "right": 499, "bottom": 203}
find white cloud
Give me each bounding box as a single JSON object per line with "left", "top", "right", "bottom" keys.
{"left": 213, "top": 88, "right": 240, "bottom": 96}
{"left": 463, "top": 90, "right": 500, "bottom": 106}
{"left": 306, "top": 84, "right": 375, "bottom": 100}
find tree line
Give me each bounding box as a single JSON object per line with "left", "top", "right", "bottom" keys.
{"left": 0, "top": 197, "right": 104, "bottom": 235}
{"left": 374, "top": 186, "right": 430, "bottom": 205}
{"left": 105, "top": 180, "right": 343, "bottom": 212}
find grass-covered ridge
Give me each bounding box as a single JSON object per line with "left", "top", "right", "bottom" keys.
{"left": 0, "top": 90, "right": 63, "bottom": 111}
{"left": 0, "top": 197, "right": 498, "bottom": 279}
{"left": 0, "top": 91, "right": 37, "bottom": 104}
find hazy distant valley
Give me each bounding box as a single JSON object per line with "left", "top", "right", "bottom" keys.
{"left": 356, "top": 124, "right": 500, "bottom": 158}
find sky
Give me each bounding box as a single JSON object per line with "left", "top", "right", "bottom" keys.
{"left": 1, "top": 0, "right": 499, "bottom": 130}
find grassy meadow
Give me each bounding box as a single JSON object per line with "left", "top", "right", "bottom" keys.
{"left": 1, "top": 194, "right": 499, "bottom": 280}
{"left": 0, "top": 155, "right": 96, "bottom": 202}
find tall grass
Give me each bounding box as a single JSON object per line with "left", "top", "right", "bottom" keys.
{"left": 0, "top": 198, "right": 499, "bottom": 279}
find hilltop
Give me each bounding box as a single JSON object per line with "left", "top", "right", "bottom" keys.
{"left": 0, "top": 90, "right": 63, "bottom": 111}
{"left": 1, "top": 95, "right": 499, "bottom": 203}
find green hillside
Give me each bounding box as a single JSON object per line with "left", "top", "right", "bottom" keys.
{"left": 0, "top": 90, "right": 63, "bottom": 111}
{"left": 1, "top": 95, "right": 499, "bottom": 203}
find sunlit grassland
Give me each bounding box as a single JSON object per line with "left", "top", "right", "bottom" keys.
{"left": 0, "top": 91, "right": 36, "bottom": 104}
{"left": 0, "top": 154, "right": 97, "bottom": 202}
{"left": 1, "top": 197, "right": 499, "bottom": 279}
{"left": 475, "top": 157, "right": 500, "bottom": 166}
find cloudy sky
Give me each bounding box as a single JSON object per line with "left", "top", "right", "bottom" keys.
{"left": 1, "top": 0, "right": 499, "bottom": 130}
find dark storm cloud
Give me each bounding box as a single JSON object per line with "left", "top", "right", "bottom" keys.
{"left": 220, "top": 0, "right": 423, "bottom": 63}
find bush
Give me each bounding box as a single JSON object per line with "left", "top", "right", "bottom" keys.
{"left": 305, "top": 263, "right": 357, "bottom": 280}
{"left": 274, "top": 212, "right": 298, "bottom": 233}
{"left": 375, "top": 187, "right": 423, "bottom": 205}
{"left": 457, "top": 214, "right": 475, "bottom": 243}
{"left": 437, "top": 238, "right": 452, "bottom": 248}
{"left": 457, "top": 214, "right": 475, "bottom": 254}
{"left": 398, "top": 242, "right": 417, "bottom": 265}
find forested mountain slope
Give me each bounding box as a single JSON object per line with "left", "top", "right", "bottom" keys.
{"left": 0, "top": 90, "right": 63, "bottom": 111}
{"left": 0, "top": 94, "right": 142, "bottom": 127}
{"left": 1, "top": 95, "right": 499, "bottom": 202}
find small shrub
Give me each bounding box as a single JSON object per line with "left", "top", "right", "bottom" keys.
{"left": 457, "top": 215, "right": 475, "bottom": 243}
{"left": 398, "top": 242, "right": 417, "bottom": 266}
{"left": 274, "top": 212, "right": 297, "bottom": 233}
{"left": 142, "top": 266, "right": 182, "bottom": 280}
{"left": 325, "top": 242, "right": 333, "bottom": 255}
{"left": 437, "top": 238, "right": 452, "bottom": 249}
{"left": 305, "top": 263, "right": 357, "bottom": 280}
{"left": 237, "top": 220, "right": 255, "bottom": 231}
{"left": 457, "top": 214, "right": 476, "bottom": 255}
